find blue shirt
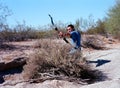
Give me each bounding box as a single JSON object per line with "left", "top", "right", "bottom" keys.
{"left": 70, "top": 31, "right": 81, "bottom": 49}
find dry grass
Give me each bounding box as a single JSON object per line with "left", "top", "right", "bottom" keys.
{"left": 0, "top": 43, "right": 16, "bottom": 50}
{"left": 82, "top": 35, "right": 105, "bottom": 50}
{"left": 23, "top": 39, "right": 106, "bottom": 84}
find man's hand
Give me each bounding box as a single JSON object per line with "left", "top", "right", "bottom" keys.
{"left": 58, "top": 31, "right": 69, "bottom": 43}
{"left": 55, "top": 27, "right": 58, "bottom": 31}
{"left": 58, "top": 31, "right": 64, "bottom": 38}
{"left": 59, "top": 31, "right": 71, "bottom": 38}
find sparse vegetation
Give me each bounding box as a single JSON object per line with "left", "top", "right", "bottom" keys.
{"left": 0, "top": 2, "right": 12, "bottom": 45}
{"left": 0, "top": 1, "right": 117, "bottom": 86}
{"left": 86, "top": 19, "right": 107, "bottom": 36}
{"left": 23, "top": 39, "right": 106, "bottom": 84}
{"left": 0, "top": 24, "right": 57, "bottom": 42}
{"left": 105, "top": 0, "right": 120, "bottom": 40}
{"left": 82, "top": 35, "right": 105, "bottom": 50}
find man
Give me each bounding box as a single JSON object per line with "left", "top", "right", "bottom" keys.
{"left": 59, "top": 24, "right": 81, "bottom": 54}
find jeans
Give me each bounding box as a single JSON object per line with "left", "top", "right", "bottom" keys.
{"left": 69, "top": 47, "right": 81, "bottom": 54}
{"left": 69, "top": 39, "right": 81, "bottom": 54}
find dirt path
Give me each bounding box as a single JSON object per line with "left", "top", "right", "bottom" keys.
{"left": 87, "top": 48, "right": 120, "bottom": 79}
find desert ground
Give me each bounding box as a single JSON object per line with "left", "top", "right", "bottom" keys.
{"left": 0, "top": 35, "right": 120, "bottom": 88}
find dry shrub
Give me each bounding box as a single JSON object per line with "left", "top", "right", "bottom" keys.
{"left": 113, "top": 33, "right": 120, "bottom": 41}
{"left": 82, "top": 35, "right": 105, "bottom": 50}
{"left": 0, "top": 43, "right": 16, "bottom": 50}
{"left": 23, "top": 39, "right": 106, "bottom": 84}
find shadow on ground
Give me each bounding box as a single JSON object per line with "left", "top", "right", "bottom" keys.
{"left": 0, "top": 67, "right": 23, "bottom": 84}
{"left": 87, "top": 59, "right": 111, "bottom": 67}
{"left": 0, "top": 43, "right": 31, "bottom": 51}
{"left": 80, "top": 68, "right": 108, "bottom": 84}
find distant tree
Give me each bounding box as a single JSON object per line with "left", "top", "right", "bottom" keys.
{"left": 105, "top": 0, "right": 120, "bottom": 38}
{"left": 0, "top": 2, "right": 12, "bottom": 44}
{"left": 78, "top": 15, "right": 96, "bottom": 32}
{"left": 85, "top": 19, "right": 110, "bottom": 38}
{"left": 96, "top": 19, "right": 106, "bottom": 34}
{"left": 0, "top": 3, "right": 11, "bottom": 30}
{"left": 74, "top": 19, "right": 81, "bottom": 31}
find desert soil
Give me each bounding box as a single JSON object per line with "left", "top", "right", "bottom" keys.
{"left": 0, "top": 38, "right": 120, "bottom": 88}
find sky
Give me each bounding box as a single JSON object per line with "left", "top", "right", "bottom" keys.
{"left": 1, "top": 0, "right": 116, "bottom": 27}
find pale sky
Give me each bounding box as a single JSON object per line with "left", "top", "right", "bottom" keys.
{"left": 2, "top": 0, "right": 116, "bottom": 27}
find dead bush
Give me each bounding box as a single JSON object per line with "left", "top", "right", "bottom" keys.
{"left": 23, "top": 39, "right": 106, "bottom": 84}
{"left": 0, "top": 43, "right": 16, "bottom": 50}
{"left": 82, "top": 35, "right": 105, "bottom": 50}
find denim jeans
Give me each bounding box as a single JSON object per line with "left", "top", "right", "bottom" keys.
{"left": 69, "top": 47, "right": 81, "bottom": 54}
{"left": 69, "top": 39, "right": 81, "bottom": 54}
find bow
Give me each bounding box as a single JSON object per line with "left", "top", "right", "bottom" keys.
{"left": 48, "top": 14, "right": 69, "bottom": 43}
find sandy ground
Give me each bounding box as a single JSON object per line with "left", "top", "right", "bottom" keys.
{"left": 0, "top": 38, "right": 120, "bottom": 88}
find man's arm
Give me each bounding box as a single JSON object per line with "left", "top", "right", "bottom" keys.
{"left": 58, "top": 32, "right": 70, "bottom": 38}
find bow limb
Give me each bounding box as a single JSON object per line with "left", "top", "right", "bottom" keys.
{"left": 48, "top": 14, "right": 69, "bottom": 43}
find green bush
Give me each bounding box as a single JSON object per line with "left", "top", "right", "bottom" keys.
{"left": 86, "top": 20, "right": 107, "bottom": 36}
{"left": 105, "top": 0, "right": 120, "bottom": 39}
